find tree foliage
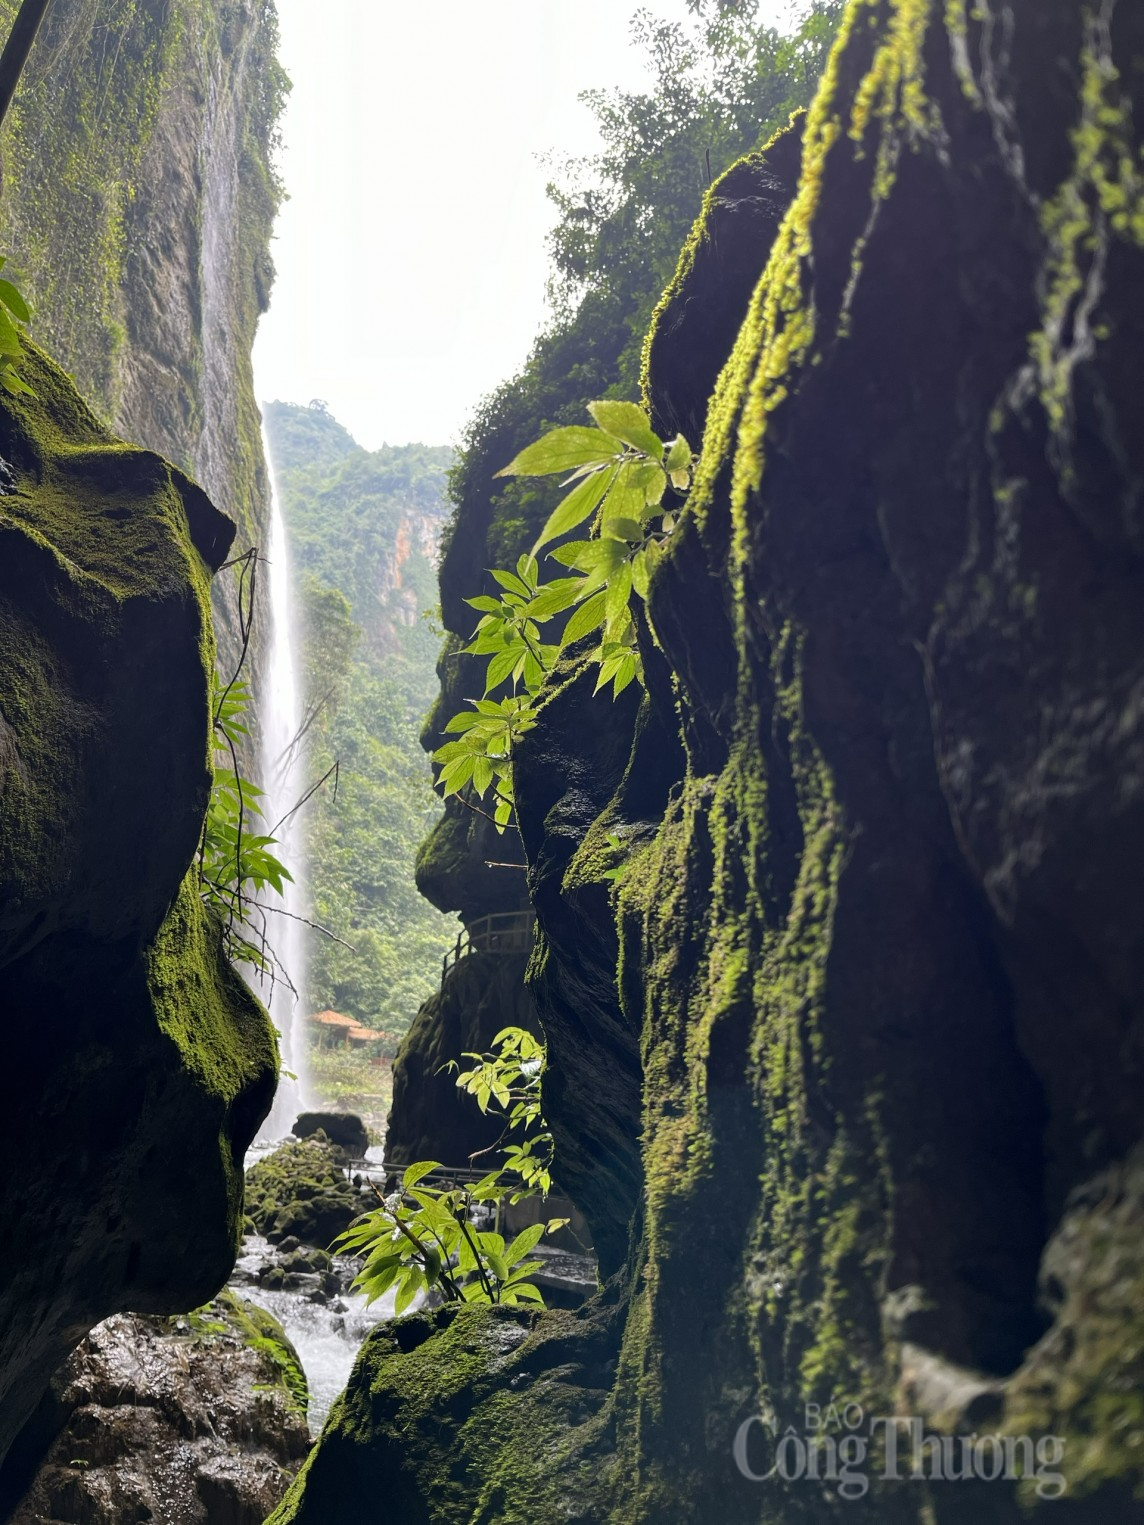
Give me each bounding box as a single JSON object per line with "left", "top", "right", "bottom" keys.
{"left": 545, "top": 0, "right": 843, "bottom": 364}
{"left": 439, "top": 1, "right": 844, "bottom": 652}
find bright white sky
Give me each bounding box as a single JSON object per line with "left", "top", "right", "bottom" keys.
{"left": 253, "top": 1, "right": 786, "bottom": 450}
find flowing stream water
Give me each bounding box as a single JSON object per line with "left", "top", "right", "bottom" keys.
{"left": 234, "top": 1149, "right": 402, "bottom": 1432}
{"left": 254, "top": 425, "right": 312, "bottom": 1136}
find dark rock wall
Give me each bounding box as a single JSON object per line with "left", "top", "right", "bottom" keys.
{"left": 271, "top": 2, "right": 1144, "bottom": 1521}
{"left": 386, "top": 952, "right": 541, "bottom": 1172}
{"left": 0, "top": 347, "right": 277, "bottom": 1472}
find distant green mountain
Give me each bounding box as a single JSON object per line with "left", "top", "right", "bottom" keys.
{"left": 263, "top": 401, "right": 457, "bottom": 1038}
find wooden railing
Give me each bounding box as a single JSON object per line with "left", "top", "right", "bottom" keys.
{"left": 441, "top": 911, "right": 536, "bottom": 985}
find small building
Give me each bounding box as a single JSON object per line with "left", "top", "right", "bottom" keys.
{"left": 310, "top": 1009, "right": 358, "bottom": 1049}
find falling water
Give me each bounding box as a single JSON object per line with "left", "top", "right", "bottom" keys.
{"left": 255, "top": 424, "right": 312, "bottom": 1136}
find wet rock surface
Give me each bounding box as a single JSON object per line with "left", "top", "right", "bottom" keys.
{"left": 4, "top": 1300, "right": 309, "bottom": 1525}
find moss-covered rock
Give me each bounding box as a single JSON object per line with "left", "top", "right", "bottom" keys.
{"left": 245, "top": 1134, "right": 369, "bottom": 1249}
{"left": 276, "top": 2, "right": 1144, "bottom": 1521}
{"left": 0, "top": 343, "right": 277, "bottom": 1468}
{"left": 210, "top": 1287, "right": 309, "bottom": 1417}
{"left": 267, "top": 1300, "right": 625, "bottom": 1525}
{"left": 293, "top": 1109, "right": 370, "bottom": 1157}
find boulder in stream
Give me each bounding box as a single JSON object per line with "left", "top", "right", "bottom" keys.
{"left": 292, "top": 1110, "right": 370, "bottom": 1157}
{"left": 3, "top": 1293, "right": 310, "bottom": 1524}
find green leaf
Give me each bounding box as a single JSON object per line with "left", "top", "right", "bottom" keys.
{"left": 361, "top": 1262, "right": 402, "bottom": 1302}
{"left": 502, "top": 1259, "right": 545, "bottom": 1284}
{"left": 490, "top": 568, "right": 531, "bottom": 598}
{"left": 503, "top": 1281, "right": 546, "bottom": 1306}
{"left": 530, "top": 465, "right": 613, "bottom": 555}
{"left": 612, "top": 653, "right": 640, "bottom": 696}
{"left": 394, "top": 1267, "right": 424, "bottom": 1316}
{"left": 598, "top": 459, "right": 646, "bottom": 527}
{"left": 0, "top": 279, "right": 30, "bottom": 324}
{"left": 484, "top": 647, "right": 522, "bottom": 694}
{"left": 630, "top": 549, "right": 650, "bottom": 599}
{"left": 599, "top": 515, "right": 644, "bottom": 543}
{"left": 588, "top": 400, "right": 662, "bottom": 458}
{"left": 604, "top": 561, "right": 632, "bottom": 628}
{"left": 629, "top": 459, "right": 668, "bottom": 512}
{"left": 496, "top": 426, "right": 620, "bottom": 478}
{"left": 472, "top": 754, "right": 494, "bottom": 796}
{"left": 550, "top": 535, "right": 628, "bottom": 589}
{"left": 506, "top": 1222, "right": 546, "bottom": 1265}
{"left": 470, "top": 1172, "right": 504, "bottom": 1201}
{"left": 664, "top": 433, "right": 692, "bottom": 474}
{"left": 562, "top": 588, "right": 608, "bottom": 644}
{"left": 403, "top": 1161, "right": 443, "bottom": 1190}
{"left": 438, "top": 756, "right": 475, "bottom": 795}
{"left": 442, "top": 710, "right": 484, "bottom": 735}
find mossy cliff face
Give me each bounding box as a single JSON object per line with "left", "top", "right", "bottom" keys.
{"left": 0, "top": 345, "right": 277, "bottom": 1470}
{"left": 274, "top": 2, "right": 1144, "bottom": 1520}
{"left": 0, "top": 0, "right": 286, "bottom": 675}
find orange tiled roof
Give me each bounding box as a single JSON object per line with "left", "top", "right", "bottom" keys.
{"left": 312, "top": 1009, "right": 357, "bottom": 1028}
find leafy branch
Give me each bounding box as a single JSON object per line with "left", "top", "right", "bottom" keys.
{"left": 334, "top": 1027, "right": 568, "bottom": 1312}
{"left": 447, "top": 1026, "right": 555, "bottom": 1200}
{"left": 432, "top": 400, "right": 692, "bottom": 831}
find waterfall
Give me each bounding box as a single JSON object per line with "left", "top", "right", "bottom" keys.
{"left": 255, "top": 423, "right": 312, "bottom": 1137}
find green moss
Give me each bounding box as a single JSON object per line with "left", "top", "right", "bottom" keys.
{"left": 268, "top": 1303, "right": 621, "bottom": 1525}
{"left": 596, "top": 8, "right": 956, "bottom": 1509}
{"left": 244, "top": 1133, "right": 361, "bottom": 1245}
{"left": 1004, "top": 1155, "right": 1144, "bottom": 1502}
{"left": 217, "top": 1288, "right": 309, "bottom": 1414}
{"left": 0, "top": 0, "right": 286, "bottom": 590}
{"left": 151, "top": 877, "right": 276, "bottom": 1114}
{"left": 0, "top": 339, "right": 222, "bottom": 921}
{"left": 0, "top": 0, "right": 183, "bottom": 414}
{"left": 177, "top": 1287, "right": 308, "bottom": 1414}
{"left": 1033, "top": 15, "right": 1144, "bottom": 440}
